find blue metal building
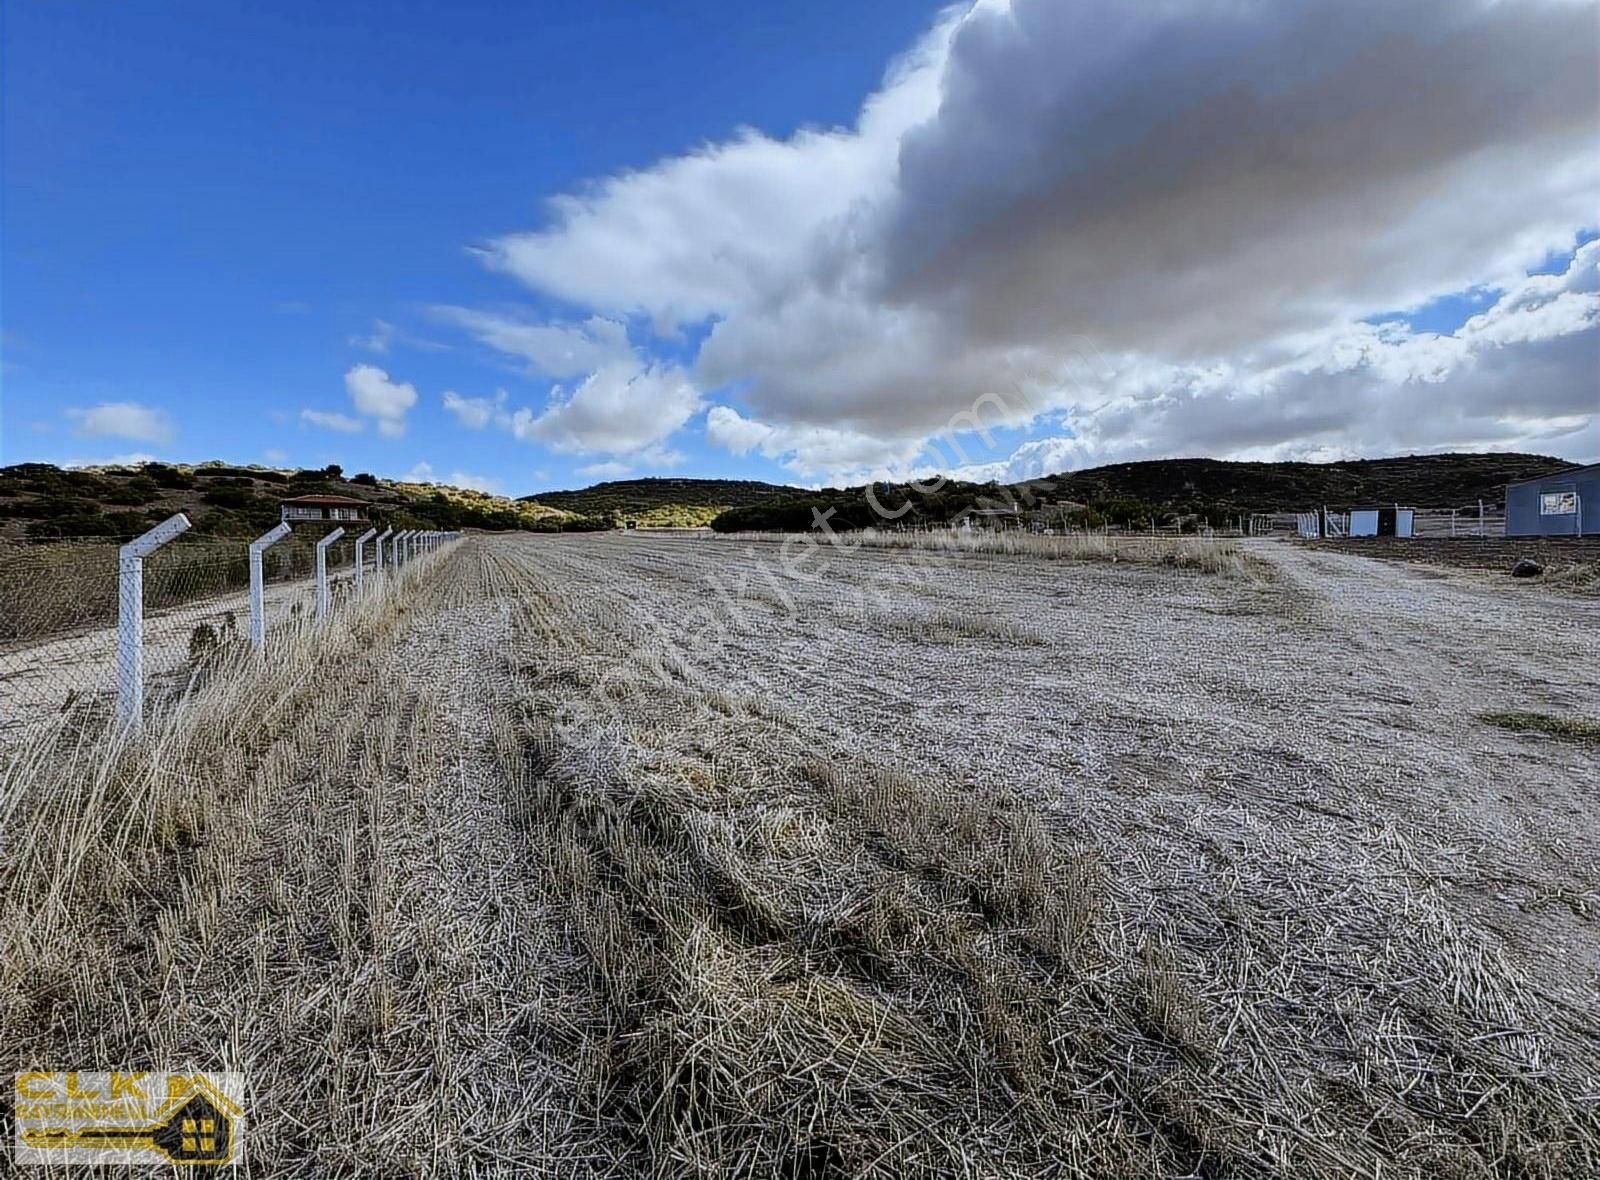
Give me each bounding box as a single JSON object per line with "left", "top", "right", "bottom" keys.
{"left": 1505, "top": 463, "right": 1600, "bottom": 536}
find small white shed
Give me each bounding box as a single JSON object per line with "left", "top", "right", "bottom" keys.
{"left": 1349, "top": 508, "right": 1414, "bottom": 538}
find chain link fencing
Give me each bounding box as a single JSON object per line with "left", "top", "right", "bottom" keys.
{"left": 0, "top": 525, "right": 455, "bottom": 741}
{"left": 0, "top": 538, "right": 123, "bottom": 735}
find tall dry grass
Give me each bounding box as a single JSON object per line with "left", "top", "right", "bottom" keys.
{"left": 0, "top": 543, "right": 475, "bottom": 1175}
{"left": 2, "top": 534, "right": 1595, "bottom": 1177}
{"left": 1539, "top": 559, "right": 1600, "bottom": 594}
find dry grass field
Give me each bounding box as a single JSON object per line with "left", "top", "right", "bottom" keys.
{"left": 2, "top": 532, "right": 1597, "bottom": 1177}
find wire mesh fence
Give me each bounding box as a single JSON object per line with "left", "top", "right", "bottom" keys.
{"left": 0, "top": 538, "right": 123, "bottom": 734}
{"left": 0, "top": 526, "right": 453, "bottom": 740}
{"left": 1254, "top": 506, "right": 1508, "bottom": 538}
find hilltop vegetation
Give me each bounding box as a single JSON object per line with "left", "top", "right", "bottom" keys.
{"left": 523, "top": 477, "right": 798, "bottom": 528}
{"left": 3, "top": 452, "right": 1574, "bottom": 541}
{"left": 0, "top": 461, "right": 600, "bottom": 540}
{"left": 710, "top": 452, "right": 1576, "bottom": 533}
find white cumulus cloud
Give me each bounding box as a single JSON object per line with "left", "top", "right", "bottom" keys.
{"left": 63, "top": 451, "right": 159, "bottom": 469}
{"left": 351, "top": 319, "right": 394, "bottom": 354}
{"left": 464, "top": 0, "right": 1597, "bottom": 481}
{"left": 442, "top": 388, "right": 509, "bottom": 429}
{"left": 505, "top": 361, "right": 701, "bottom": 455}
{"left": 432, "top": 306, "right": 633, "bottom": 377}
{"left": 433, "top": 310, "right": 700, "bottom": 458}
{"left": 66, "top": 401, "right": 174, "bottom": 445}
{"left": 402, "top": 459, "right": 501, "bottom": 493}
{"left": 300, "top": 408, "right": 364, "bottom": 433}
{"left": 576, "top": 460, "right": 632, "bottom": 480}
{"left": 344, "top": 364, "right": 418, "bottom": 438}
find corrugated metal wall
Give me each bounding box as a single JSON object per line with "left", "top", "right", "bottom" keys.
{"left": 1506, "top": 470, "right": 1600, "bottom": 536}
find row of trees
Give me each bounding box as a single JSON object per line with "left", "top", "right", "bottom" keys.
{"left": 708, "top": 478, "right": 1237, "bottom": 534}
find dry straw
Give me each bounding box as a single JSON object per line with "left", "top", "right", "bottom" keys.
{"left": 716, "top": 526, "right": 1268, "bottom": 579}
{"left": 2, "top": 535, "right": 1595, "bottom": 1177}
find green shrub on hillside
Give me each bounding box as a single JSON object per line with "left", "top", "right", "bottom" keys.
{"left": 144, "top": 463, "right": 195, "bottom": 489}
{"left": 201, "top": 487, "right": 260, "bottom": 510}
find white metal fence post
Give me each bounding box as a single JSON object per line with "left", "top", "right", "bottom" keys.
{"left": 315, "top": 526, "right": 346, "bottom": 621}
{"left": 353, "top": 527, "right": 378, "bottom": 593}
{"left": 117, "top": 513, "right": 191, "bottom": 727}
{"left": 248, "top": 522, "right": 293, "bottom": 650}
{"left": 375, "top": 526, "right": 393, "bottom": 575}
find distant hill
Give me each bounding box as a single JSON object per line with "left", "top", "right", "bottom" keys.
{"left": 1043, "top": 453, "right": 1572, "bottom": 512}
{"left": 5, "top": 452, "right": 1576, "bottom": 541}
{"left": 0, "top": 461, "right": 599, "bottom": 540}
{"left": 523, "top": 477, "right": 801, "bottom": 528}
{"left": 709, "top": 453, "right": 1580, "bottom": 532}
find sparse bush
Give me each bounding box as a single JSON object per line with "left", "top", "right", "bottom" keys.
{"left": 144, "top": 462, "right": 194, "bottom": 489}
{"left": 104, "top": 476, "right": 161, "bottom": 506}
{"left": 188, "top": 621, "right": 220, "bottom": 661}
{"left": 201, "top": 486, "right": 259, "bottom": 510}
{"left": 1481, "top": 711, "right": 1600, "bottom": 743}
{"left": 1539, "top": 560, "right": 1600, "bottom": 594}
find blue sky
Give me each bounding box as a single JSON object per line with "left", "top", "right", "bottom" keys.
{"left": 2, "top": 0, "right": 943, "bottom": 491}
{"left": 5, "top": 1, "right": 1596, "bottom": 495}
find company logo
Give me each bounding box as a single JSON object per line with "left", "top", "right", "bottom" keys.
{"left": 13, "top": 1072, "right": 245, "bottom": 1167}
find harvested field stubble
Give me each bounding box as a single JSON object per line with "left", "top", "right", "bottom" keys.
{"left": 718, "top": 526, "right": 1267, "bottom": 578}
{"left": 2, "top": 533, "right": 1597, "bottom": 1177}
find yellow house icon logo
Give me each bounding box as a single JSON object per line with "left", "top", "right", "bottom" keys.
{"left": 14, "top": 1071, "right": 245, "bottom": 1166}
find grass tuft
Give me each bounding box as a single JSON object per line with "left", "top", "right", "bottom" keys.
{"left": 1481, "top": 710, "right": 1600, "bottom": 743}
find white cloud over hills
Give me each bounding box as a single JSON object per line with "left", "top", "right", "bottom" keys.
{"left": 302, "top": 365, "right": 420, "bottom": 439}
{"left": 443, "top": 0, "right": 1598, "bottom": 483}
{"left": 66, "top": 401, "right": 174, "bottom": 445}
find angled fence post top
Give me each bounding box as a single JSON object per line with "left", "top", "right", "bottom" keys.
{"left": 250, "top": 522, "right": 292, "bottom": 554}
{"left": 121, "top": 512, "right": 191, "bottom": 560}
{"left": 375, "top": 526, "right": 395, "bottom": 571}
{"left": 117, "top": 513, "right": 192, "bottom": 727}
{"left": 314, "top": 526, "right": 345, "bottom": 622}
{"left": 248, "top": 521, "right": 294, "bottom": 649}
{"left": 353, "top": 526, "right": 379, "bottom": 592}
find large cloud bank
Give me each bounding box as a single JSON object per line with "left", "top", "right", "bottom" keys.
{"left": 457, "top": 0, "right": 1599, "bottom": 481}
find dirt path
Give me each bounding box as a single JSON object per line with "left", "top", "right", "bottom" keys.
{"left": 1256, "top": 541, "right": 1596, "bottom": 713}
